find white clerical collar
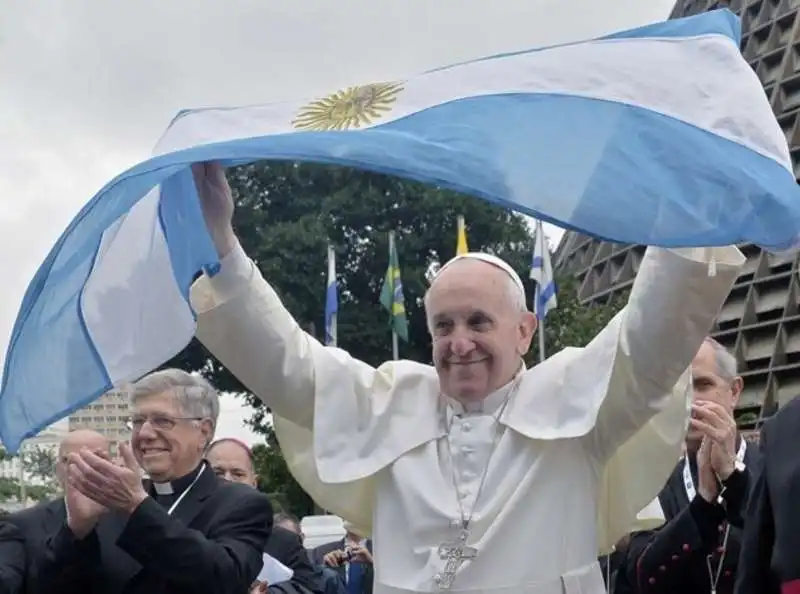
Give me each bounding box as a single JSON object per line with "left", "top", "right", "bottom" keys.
{"left": 153, "top": 481, "right": 174, "bottom": 495}
{"left": 444, "top": 365, "right": 525, "bottom": 416}
{"left": 151, "top": 462, "right": 206, "bottom": 496}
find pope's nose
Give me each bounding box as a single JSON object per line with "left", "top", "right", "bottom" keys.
{"left": 450, "top": 336, "right": 476, "bottom": 358}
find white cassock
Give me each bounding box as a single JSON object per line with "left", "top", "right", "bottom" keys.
{"left": 191, "top": 244, "right": 743, "bottom": 594}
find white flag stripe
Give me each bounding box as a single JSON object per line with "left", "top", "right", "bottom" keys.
{"left": 530, "top": 220, "right": 557, "bottom": 319}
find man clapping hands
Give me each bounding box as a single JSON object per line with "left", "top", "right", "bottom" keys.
{"left": 617, "top": 338, "right": 761, "bottom": 594}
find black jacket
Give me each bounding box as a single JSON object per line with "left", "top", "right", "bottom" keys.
{"left": 0, "top": 519, "right": 25, "bottom": 594}
{"left": 265, "top": 526, "right": 325, "bottom": 594}
{"left": 7, "top": 499, "right": 66, "bottom": 594}
{"left": 616, "top": 439, "right": 761, "bottom": 594}
{"left": 735, "top": 399, "right": 800, "bottom": 594}
{"left": 36, "top": 467, "right": 272, "bottom": 594}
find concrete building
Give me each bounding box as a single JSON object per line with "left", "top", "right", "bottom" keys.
{"left": 556, "top": 0, "right": 800, "bottom": 437}
{"left": 68, "top": 389, "right": 132, "bottom": 453}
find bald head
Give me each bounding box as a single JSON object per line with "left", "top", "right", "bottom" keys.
{"left": 59, "top": 430, "right": 109, "bottom": 458}
{"left": 57, "top": 430, "right": 110, "bottom": 489}
{"left": 207, "top": 439, "right": 257, "bottom": 487}
{"left": 425, "top": 254, "right": 536, "bottom": 403}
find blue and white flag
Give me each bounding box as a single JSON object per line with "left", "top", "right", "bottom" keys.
{"left": 325, "top": 244, "right": 338, "bottom": 347}
{"left": 1, "top": 8, "right": 799, "bottom": 450}
{"left": 530, "top": 220, "right": 557, "bottom": 320}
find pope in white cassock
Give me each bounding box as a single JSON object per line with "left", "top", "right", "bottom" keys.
{"left": 189, "top": 162, "right": 745, "bottom": 594}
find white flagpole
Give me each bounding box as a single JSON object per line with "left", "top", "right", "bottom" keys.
{"left": 537, "top": 289, "right": 547, "bottom": 364}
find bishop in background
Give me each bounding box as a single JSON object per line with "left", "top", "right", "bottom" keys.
{"left": 190, "top": 162, "right": 745, "bottom": 594}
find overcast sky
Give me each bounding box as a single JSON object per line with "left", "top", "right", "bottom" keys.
{"left": 1, "top": 0, "right": 675, "bottom": 444}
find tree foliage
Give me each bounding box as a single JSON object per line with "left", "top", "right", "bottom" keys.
{"left": 251, "top": 429, "right": 315, "bottom": 518}
{"left": 0, "top": 446, "right": 59, "bottom": 502}
{"left": 166, "top": 161, "right": 626, "bottom": 514}
{"left": 528, "top": 274, "right": 628, "bottom": 365}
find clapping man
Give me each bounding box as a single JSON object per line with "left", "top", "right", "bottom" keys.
{"left": 617, "top": 338, "right": 761, "bottom": 594}
{"left": 37, "top": 369, "right": 273, "bottom": 594}
{"left": 7, "top": 429, "right": 109, "bottom": 594}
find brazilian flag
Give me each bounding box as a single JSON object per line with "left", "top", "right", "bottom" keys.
{"left": 379, "top": 233, "right": 409, "bottom": 342}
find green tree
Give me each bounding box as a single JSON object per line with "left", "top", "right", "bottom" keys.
{"left": 528, "top": 274, "right": 628, "bottom": 365}
{"left": 251, "top": 428, "right": 315, "bottom": 518}
{"left": 0, "top": 445, "right": 59, "bottom": 502}
{"left": 22, "top": 446, "right": 59, "bottom": 497}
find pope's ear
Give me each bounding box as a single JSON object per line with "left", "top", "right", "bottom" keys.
{"left": 518, "top": 311, "right": 537, "bottom": 354}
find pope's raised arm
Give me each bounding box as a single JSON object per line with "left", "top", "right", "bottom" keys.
{"left": 189, "top": 163, "right": 388, "bottom": 431}
{"left": 191, "top": 242, "right": 330, "bottom": 428}
{"left": 582, "top": 246, "right": 745, "bottom": 463}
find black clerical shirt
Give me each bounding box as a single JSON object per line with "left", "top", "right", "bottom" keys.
{"left": 149, "top": 463, "right": 205, "bottom": 510}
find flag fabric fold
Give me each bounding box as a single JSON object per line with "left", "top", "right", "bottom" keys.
{"left": 325, "top": 244, "right": 338, "bottom": 347}
{"left": 1, "top": 8, "right": 799, "bottom": 450}
{"left": 456, "top": 216, "right": 469, "bottom": 255}
{"left": 530, "top": 220, "right": 558, "bottom": 320}
{"left": 379, "top": 233, "right": 409, "bottom": 342}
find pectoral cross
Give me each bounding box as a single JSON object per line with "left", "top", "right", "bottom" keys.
{"left": 434, "top": 527, "right": 478, "bottom": 590}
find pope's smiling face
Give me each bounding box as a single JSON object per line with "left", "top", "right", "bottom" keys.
{"left": 426, "top": 258, "right": 536, "bottom": 403}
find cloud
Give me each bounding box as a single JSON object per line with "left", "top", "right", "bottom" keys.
{"left": 0, "top": 0, "right": 674, "bottom": 426}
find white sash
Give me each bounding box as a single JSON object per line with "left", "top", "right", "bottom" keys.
{"left": 682, "top": 439, "right": 746, "bottom": 501}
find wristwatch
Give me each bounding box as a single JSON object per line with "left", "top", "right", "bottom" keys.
{"left": 717, "top": 460, "right": 747, "bottom": 503}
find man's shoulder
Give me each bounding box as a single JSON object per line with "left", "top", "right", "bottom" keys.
{"left": 212, "top": 479, "right": 272, "bottom": 508}
{"left": 9, "top": 498, "right": 62, "bottom": 525}
{"left": 763, "top": 397, "right": 800, "bottom": 446}
{"left": 202, "top": 478, "right": 273, "bottom": 523}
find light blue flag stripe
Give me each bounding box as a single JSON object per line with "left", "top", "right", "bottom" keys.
{"left": 0, "top": 8, "right": 797, "bottom": 450}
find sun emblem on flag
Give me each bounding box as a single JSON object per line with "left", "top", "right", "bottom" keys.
{"left": 292, "top": 82, "right": 404, "bottom": 131}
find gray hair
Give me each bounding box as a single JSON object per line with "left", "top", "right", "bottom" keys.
{"left": 129, "top": 368, "right": 220, "bottom": 433}
{"left": 704, "top": 337, "right": 738, "bottom": 380}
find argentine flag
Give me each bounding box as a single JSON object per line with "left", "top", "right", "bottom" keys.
{"left": 1, "top": 8, "right": 799, "bottom": 450}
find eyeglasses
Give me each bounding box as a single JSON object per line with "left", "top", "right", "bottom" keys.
{"left": 126, "top": 414, "right": 203, "bottom": 432}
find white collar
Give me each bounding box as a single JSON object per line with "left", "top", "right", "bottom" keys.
{"left": 444, "top": 365, "right": 525, "bottom": 416}
{"left": 153, "top": 481, "right": 174, "bottom": 495}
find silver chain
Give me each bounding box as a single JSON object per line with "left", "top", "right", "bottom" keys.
{"left": 443, "top": 379, "right": 521, "bottom": 530}
{"left": 705, "top": 523, "right": 731, "bottom": 594}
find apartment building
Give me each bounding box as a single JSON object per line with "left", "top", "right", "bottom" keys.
{"left": 68, "top": 389, "right": 132, "bottom": 453}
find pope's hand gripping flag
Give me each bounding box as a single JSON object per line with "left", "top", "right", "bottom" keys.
{"left": 379, "top": 232, "right": 409, "bottom": 343}
{"left": 2, "top": 9, "right": 800, "bottom": 451}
